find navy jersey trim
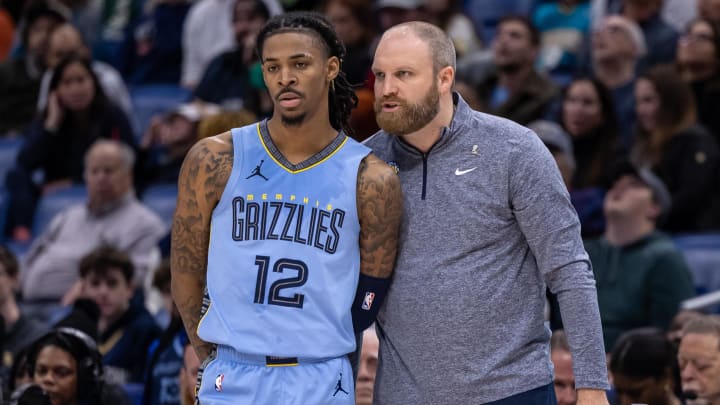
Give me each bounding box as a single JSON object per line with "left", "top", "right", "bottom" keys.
{"left": 258, "top": 120, "right": 348, "bottom": 173}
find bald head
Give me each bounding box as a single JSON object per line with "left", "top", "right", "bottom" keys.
{"left": 47, "top": 23, "right": 88, "bottom": 68}
{"left": 380, "top": 21, "right": 456, "bottom": 74}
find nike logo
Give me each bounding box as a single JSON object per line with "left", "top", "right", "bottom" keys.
{"left": 455, "top": 167, "right": 477, "bottom": 176}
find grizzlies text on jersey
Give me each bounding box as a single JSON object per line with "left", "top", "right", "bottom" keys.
{"left": 198, "top": 120, "right": 370, "bottom": 359}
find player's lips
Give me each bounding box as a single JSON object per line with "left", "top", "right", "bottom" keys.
{"left": 277, "top": 91, "right": 303, "bottom": 108}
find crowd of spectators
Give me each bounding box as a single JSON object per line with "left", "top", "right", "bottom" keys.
{"left": 0, "top": 0, "right": 719, "bottom": 403}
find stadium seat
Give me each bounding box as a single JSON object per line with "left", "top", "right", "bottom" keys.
{"left": 673, "top": 233, "right": 720, "bottom": 300}
{"left": 0, "top": 137, "right": 23, "bottom": 184}
{"left": 464, "top": 0, "right": 537, "bottom": 44}
{"left": 32, "top": 185, "right": 87, "bottom": 236}
{"left": 129, "top": 85, "right": 192, "bottom": 139}
{"left": 141, "top": 184, "right": 178, "bottom": 230}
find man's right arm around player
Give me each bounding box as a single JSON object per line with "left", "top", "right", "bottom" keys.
{"left": 352, "top": 154, "right": 403, "bottom": 332}
{"left": 171, "top": 133, "right": 233, "bottom": 362}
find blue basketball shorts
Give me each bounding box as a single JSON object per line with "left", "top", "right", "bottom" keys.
{"left": 196, "top": 346, "right": 355, "bottom": 405}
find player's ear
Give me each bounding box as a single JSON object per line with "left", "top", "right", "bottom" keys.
{"left": 327, "top": 55, "right": 340, "bottom": 83}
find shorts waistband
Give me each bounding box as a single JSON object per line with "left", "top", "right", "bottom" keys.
{"left": 216, "top": 346, "right": 339, "bottom": 367}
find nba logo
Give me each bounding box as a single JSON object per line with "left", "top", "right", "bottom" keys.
{"left": 361, "top": 292, "right": 375, "bottom": 310}
{"left": 215, "top": 374, "right": 224, "bottom": 392}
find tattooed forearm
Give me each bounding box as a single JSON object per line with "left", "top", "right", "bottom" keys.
{"left": 357, "top": 154, "right": 403, "bottom": 278}
{"left": 171, "top": 133, "right": 233, "bottom": 362}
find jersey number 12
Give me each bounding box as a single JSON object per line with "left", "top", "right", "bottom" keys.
{"left": 253, "top": 255, "right": 308, "bottom": 308}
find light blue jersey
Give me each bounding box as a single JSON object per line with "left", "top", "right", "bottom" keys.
{"left": 198, "top": 120, "right": 370, "bottom": 359}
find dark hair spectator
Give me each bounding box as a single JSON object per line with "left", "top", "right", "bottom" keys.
{"left": 78, "top": 245, "right": 160, "bottom": 384}
{"left": 609, "top": 327, "right": 681, "bottom": 405}
{"left": 4, "top": 55, "right": 136, "bottom": 242}
{"left": 632, "top": 64, "right": 720, "bottom": 232}
{"left": 561, "top": 77, "right": 624, "bottom": 189}
{"left": 78, "top": 245, "right": 134, "bottom": 284}
{"left": 476, "top": 14, "right": 558, "bottom": 126}
{"left": 677, "top": 18, "right": 720, "bottom": 144}
{"left": 0, "top": 2, "right": 66, "bottom": 136}
{"left": 26, "top": 329, "right": 105, "bottom": 404}
{"left": 193, "top": 0, "right": 271, "bottom": 115}
{"left": 497, "top": 15, "right": 541, "bottom": 47}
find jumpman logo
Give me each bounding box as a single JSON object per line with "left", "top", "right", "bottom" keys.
{"left": 246, "top": 159, "right": 269, "bottom": 180}
{"left": 333, "top": 373, "right": 349, "bottom": 396}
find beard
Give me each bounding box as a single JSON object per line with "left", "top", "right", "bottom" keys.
{"left": 374, "top": 83, "right": 440, "bottom": 135}
{"left": 281, "top": 112, "right": 306, "bottom": 127}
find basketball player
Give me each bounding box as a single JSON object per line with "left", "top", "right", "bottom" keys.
{"left": 365, "top": 22, "right": 609, "bottom": 403}
{"left": 170, "top": 12, "right": 402, "bottom": 405}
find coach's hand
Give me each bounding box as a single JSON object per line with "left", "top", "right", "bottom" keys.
{"left": 577, "top": 388, "right": 610, "bottom": 405}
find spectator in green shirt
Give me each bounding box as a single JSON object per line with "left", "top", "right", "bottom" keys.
{"left": 585, "top": 162, "right": 695, "bottom": 351}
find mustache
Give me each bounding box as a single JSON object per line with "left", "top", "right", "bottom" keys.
{"left": 276, "top": 88, "right": 303, "bottom": 100}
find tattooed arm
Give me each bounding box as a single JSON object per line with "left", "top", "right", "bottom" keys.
{"left": 171, "top": 132, "right": 233, "bottom": 362}
{"left": 357, "top": 154, "right": 402, "bottom": 279}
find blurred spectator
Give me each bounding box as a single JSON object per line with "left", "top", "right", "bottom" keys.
{"left": 561, "top": 77, "right": 625, "bottom": 189}
{"left": 550, "top": 330, "right": 576, "bottom": 405}
{"left": 678, "top": 315, "right": 720, "bottom": 403}
{"left": 181, "top": 0, "right": 236, "bottom": 89}
{"left": 533, "top": 0, "right": 591, "bottom": 74}
{"left": 586, "top": 163, "right": 695, "bottom": 351}
{"left": 527, "top": 120, "right": 576, "bottom": 189}
{"left": 699, "top": 0, "right": 720, "bottom": 22}
{"left": 559, "top": 77, "right": 625, "bottom": 237}
{"left": 4, "top": 55, "right": 135, "bottom": 242}
{"left": 356, "top": 326, "right": 379, "bottom": 405}
{"left": 322, "top": 0, "right": 376, "bottom": 86}
{"left": 375, "top": 0, "right": 423, "bottom": 32}
{"left": 322, "top": 0, "right": 379, "bottom": 140}
{"left": 193, "top": 0, "right": 270, "bottom": 113}
{"left": 0, "top": 3, "right": 66, "bottom": 136}
{"left": 423, "top": 0, "right": 481, "bottom": 59}
{"left": 591, "top": 15, "right": 644, "bottom": 145}
{"left": 477, "top": 15, "right": 558, "bottom": 125}
{"left": 18, "top": 140, "right": 165, "bottom": 322}
{"left": 78, "top": 246, "right": 160, "bottom": 384}
{"left": 138, "top": 103, "right": 220, "bottom": 191}
{"left": 120, "top": 0, "right": 191, "bottom": 85}
{"left": 8, "top": 347, "right": 33, "bottom": 395}
{"left": 622, "top": 0, "right": 680, "bottom": 72}
{"left": 631, "top": 64, "right": 720, "bottom": 232}
{"left": 38, "top": 23, "right": 132, "bottom": 116}
{"left": 591, "top": 0, "right": 697, "bottom": 39}
{"left": 0, "top": 5, "right": 13, "bottom": 61}
{"left": 0, "top": 245, "right": 47, "bottom": 382}
{"left": 676, "top": 18, "right": 720, "bottom": 143}
{"left": 26, "top": 328, "right": 132, "bottom": 405}
{"left": 609, "top": 327, "right": 682, "bottom": 405}
{"left": 181, "top": 0, "right": 282, "bottom": 89}
{"left": 142, "top": 260, "right": 186, "bottom": 405}
{"left": 178, "top": 341, "right": 199, "bottom": 405}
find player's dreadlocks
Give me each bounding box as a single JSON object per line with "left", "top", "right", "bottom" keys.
{"left": 256, "top": 11, "right": 358, "bottom": 135}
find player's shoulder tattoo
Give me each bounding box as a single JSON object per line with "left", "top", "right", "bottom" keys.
{"left": 180, "top": 132, "right": 234, "bottom": 203}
